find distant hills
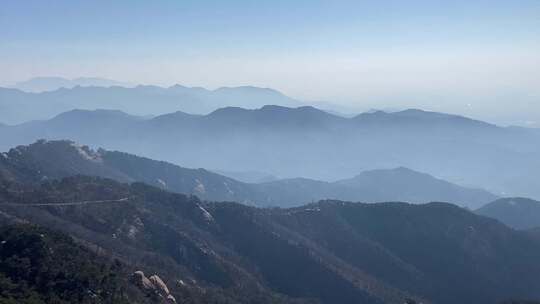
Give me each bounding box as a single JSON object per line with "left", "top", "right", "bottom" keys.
{"left": 0, "top": 84, "right": 303, "bottom": 124}
{"left": 476, "top": 197, "right": 540, "bottom": 230}
{"left": 11, "top": 76, "right": 134, "bottom": 93}
{"left": 336, "top": 167, "right": 497, "bottom": 207}
{"left": 0, "top": 140, "right": 497, "bottom": 208}
{"left": 1, "top": 106, "right": 539, "bottom": 199}
{"left": 257, "top": 167, "right": 497, "bottom": 208}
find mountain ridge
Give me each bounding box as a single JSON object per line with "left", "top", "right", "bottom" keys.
{"left": 1, "top": 105, "right": 539, "bottom": 199}
{"left": 1, "top": 174, "right": 539, "bottom": 304}
{"left": 476, "top": 197, "right": 540, "bottom": 230}
{"left": 11, "top": 76, "right": 134, "bottom": 92}
{"left": 0, "top": 84, "right": 304, "bottom": 124}
{"left": 0, "top": 139, "right": 498, "bottom": 208}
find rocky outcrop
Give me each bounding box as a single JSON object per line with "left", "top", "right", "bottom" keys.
{"left": 131, "top": 271, "right": 176, "bottom": 303}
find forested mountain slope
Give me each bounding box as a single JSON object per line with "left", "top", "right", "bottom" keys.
{"left": 0, "top": 140, "right": 496, "bottom": 208}
{"left": 0, "top": 174, "right": 538, "bottom": 304}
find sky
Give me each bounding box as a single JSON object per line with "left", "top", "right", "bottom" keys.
{"left": 1, "top": 0, "right": 540, "bottom": 125}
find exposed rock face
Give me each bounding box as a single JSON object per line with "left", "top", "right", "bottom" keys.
{"left": 131, "top": 271, "right": 176, "bottom": 303}
{"left": 132, "top": 271, "right": 153, "bottom": 290}
{"left": 149, "top": 275, "right": 170, "bottom": 296}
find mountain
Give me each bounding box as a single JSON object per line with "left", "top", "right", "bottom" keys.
{"left": 213, "top": 169, "right": 278, "bottom": 183}
{"left": 354, "top": 109, "right": 493, "bottom": 128}
{"left": 1, "top": 174, "right": 539, "bottom": 304}
{"left": 205, "top": 105, "right": 346, "bottom": 129}
{"left": 3, "top": 104, "right": 534, "bottom": 198}
{"left": 0, "top": 139, "right": 260, "bottom": 204}
{"left": 335, "top": 167, "right": 498, "bottom": 209}
{"left": 206, "top": 86, "right": 300, "bottom": 109}
{"left": 255, "top": 167, "right": 497, "bottom": 208}
{"left": 11, "top": 76, "right": 134, "bottom": 92}
{"left": 0, "top": 85, "right": 303, "bottom": 124}
{"left": 0, "top": 140, "right": 497, "bottom": 208}
{"left": 476, "top": 197, "right": 540, "bottom": 230}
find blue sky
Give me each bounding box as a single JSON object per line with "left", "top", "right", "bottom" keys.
{"left": 1, "top": 0, "right": 539, "bottom": 123}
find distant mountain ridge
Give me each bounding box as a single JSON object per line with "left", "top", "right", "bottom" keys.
{"left": 353, "top": 108, "right": 495, "bottom": 130}
{"left": 0, "top": 84, "right": 303, "bottom": 124}
{"left": 256, "top": 167, "right": 497, "bottom": 208}
{"left": 11, "top": 76, "right": 134, "bottom": 92}
{"left": 335, "top": 167, "right": 498, "bottom": 208}
{"left": 476, "top": 197, "right": 540, "bottom": 230}
{"left": 1, "top": 105, "right": 538, "bottom": 199}
{"left": 0, "top": 140, "right": 497, "bottom": 208}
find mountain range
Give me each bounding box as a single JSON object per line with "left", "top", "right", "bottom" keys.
{"left": 476, "top": 197, "right": 540, "bottom": 230}
{"left": 10, "top": 76, "right": 134, "bottom": 93}
{"left": 0, "top": 133, "right": 539, "bottom": 302}
{"left": 261, "top": 167, "right": 498, "bottom": 208}
{"left": 1, "top": 172, "right": 539, "bottom": 303}
{"left": 0, "top": 84, "right": 302, "bottom": 124}
{"left": 0, "top": 140, "right": 497, "bottom": 208}
{"left": 1, "top": 106, "right": 539, "bottom": 199}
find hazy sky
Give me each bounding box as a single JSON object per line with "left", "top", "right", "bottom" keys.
{"left": 1, "top": 0, "right": 539, "bottom": 124}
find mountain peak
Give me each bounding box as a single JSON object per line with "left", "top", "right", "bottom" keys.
{"left": 207, "top": 106, "right": 251, "bottom": 117}
{"left": 214, "top": 85, "right": 283, "bottom": 94}
{"left": 8, "top": 139, "right": 101, "bottom": 160}
{"left": 336, "top": 167, "right": 497, "bottom": 207}
{"left": 394, "top": 108, "right": 469, "bottom": 120}
{"left": 476, "top": 197, "right": 540, "bottom": 230}
{"left": 204, "top": 105, "right": 345, "bottom": 128}
{"left": 353, "top": 108, "right": 496, "bottom": 129}
{"left": 52, "top": 109, "right": 139, "bottom": 121}
{"left": 352, "top": 167, "right": 430, "bottom": 178}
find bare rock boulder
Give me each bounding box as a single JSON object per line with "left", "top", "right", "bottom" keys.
{"left": 131, "top": 271, "right": 177, "bottom": 303}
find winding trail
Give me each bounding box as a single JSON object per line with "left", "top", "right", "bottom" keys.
{"left": 0, "top": 197, "right": 131, "bottom": 207}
